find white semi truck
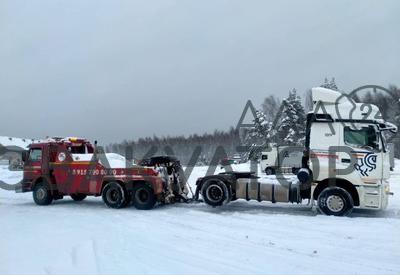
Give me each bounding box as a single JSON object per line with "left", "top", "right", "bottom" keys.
{"left": 195, "top": 87, "right": 397, "bottom": 216}
{"left": 260, "top": 145, "right": 303, "bottom": 175}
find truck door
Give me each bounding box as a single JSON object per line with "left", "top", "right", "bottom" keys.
{"left": 24, "top": 147, "right": 43, "bottom": 183}
{"left": 342, "top": 124, "right": 383, "bottom": 182}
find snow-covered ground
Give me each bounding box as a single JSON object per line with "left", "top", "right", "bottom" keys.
{"left": 0, "top": 162, "right": 399, "bottom": 275}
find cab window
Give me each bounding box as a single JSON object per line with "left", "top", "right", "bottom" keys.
{"left": 67, "top": 144, "right": 92, "bottom": 154}
{"left": 29, "top": 148, "right": 42, "bottom": 162}
{"left": 261, "top": 154, "right": 268, "bottom": 160}
{"left": 344, "top": 126, "right": 379, "bottom": 150}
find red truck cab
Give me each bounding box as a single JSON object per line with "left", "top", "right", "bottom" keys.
{"left": 20, "top": 137, "right": 164, "bottom": 210}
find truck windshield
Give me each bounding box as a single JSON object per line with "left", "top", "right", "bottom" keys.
{"left": 68, "top": 144, "right": 90, "bottom": 154}
{"left": 344, "top": 126, "right": 379, "bottom": 150}
{"left": 28, "top": 149, "right": 42, "bottom": 162}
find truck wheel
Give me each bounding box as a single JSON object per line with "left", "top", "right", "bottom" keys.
{"left": 201, "top": 178, "right": 231, "bottom": 207}
{"left": 265, "top": 167, "right": 274, "bottom": 175}
{"left": 317, "top": 187, "right": 354, "bottom": 216}
{"left": 102, "top": 182, "right": 126, "bottom": 209}
{"left": 33, "top": 182, "right": 53, "bottom": 206}
{"left": 70, "top": 194, "right": 87, "bottom": 201}
{"left": 132, "top": 183, "right": 156, "bottom": 210}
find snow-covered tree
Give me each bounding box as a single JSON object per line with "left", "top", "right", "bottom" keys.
{"left": 244, "top": 110, "right": 275, "bottom": 160}
{"left": 320, "top": 77, "right": 338, "bottom": 91}
{"left": 261, "top": 95, "right": 281, "bottom": 121}
{"left": 276, "top": 89, "right": 306, "bottom": 145}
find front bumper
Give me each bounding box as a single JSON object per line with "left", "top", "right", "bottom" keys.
{"left": 356, "top": 183, "right": 389, "bottom": 210}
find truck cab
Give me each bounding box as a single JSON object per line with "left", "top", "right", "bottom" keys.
{"left": 260, "top": 144, "right": 303, "bottom": 175}
{"left": 306, "top": 87, "right": 397, "bottom": 214}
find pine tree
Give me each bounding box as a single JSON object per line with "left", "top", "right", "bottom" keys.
{"left": 244, "top": 110, "right": 275, "bottom": 160}
{"left": 320, "top": 77, "right": 338, "bottom": 91}
{"left": 276, "top": 89, "right": 306, "bottom": 146}
{"left": 329, "top": 77, "right": 338, "bottom": 91}
{"left": 261, "top": 95, "right": 281, "bottom": 121}
{"left": 321, "top": 77, "right": 329, "bottom": 89}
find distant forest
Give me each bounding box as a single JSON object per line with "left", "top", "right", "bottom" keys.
{"left": 106, "top": 128, "right": 240, "bottom": 165}
{"left": 106, "top": 79, "right": 400, "bottom": 164}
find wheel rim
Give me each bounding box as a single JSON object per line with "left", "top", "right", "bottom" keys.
{"left": 266, "top": 169, "right": 272, "bottom": 175}
{"left": 107, "top": 189, "right": 120, "bottom": 203}
{"left": 135, "top": 188, "right": 149, "bottom": 203}
{"left": 206, "top": 184, "right": 223, "bottom": 203}
{"left": 36, "top": 188, "right": 46, "bottom": 200}
{"left": 326, "top": 195, "right": 345, "bottom": 212}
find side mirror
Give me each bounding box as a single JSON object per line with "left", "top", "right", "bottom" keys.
{"left": 378, "top": 122, "right": 398, "bottom": 134}
{"left": 22, "top": 151, "right": 28, "bottom": 162}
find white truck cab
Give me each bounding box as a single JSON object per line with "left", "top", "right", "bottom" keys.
{"left": 260, "top": 144, "right": 303, "bottom": 175}
{"left": 307, "top": 87, "right": 397, "bottom": 213}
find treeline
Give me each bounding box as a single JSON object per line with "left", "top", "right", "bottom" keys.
{"left": 106, "top": 128, "right": 241, "bottom": 165}
{"left": 107, "top": 79, "right": 400, "bottom": 163}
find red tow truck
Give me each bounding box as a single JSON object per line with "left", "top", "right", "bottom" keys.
{"left": 18, "top": 137, "right": 165, "bottom": 209}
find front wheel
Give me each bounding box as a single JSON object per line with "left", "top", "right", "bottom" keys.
{"left": 317, "top": 187, "right": 354, "bottom": 216}
{"left": 33, "top": 182, "right": 53, "bottom": 206}
{"left": 132, "top": 183, "right": 156, "bottom": 210}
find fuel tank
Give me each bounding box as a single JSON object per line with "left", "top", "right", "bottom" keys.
{"left": 235, "top": 178, "right": 301, "bottom": 203}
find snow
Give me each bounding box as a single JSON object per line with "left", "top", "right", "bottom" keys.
{"left": 0, "top": 136, "right": 36, "bottom": 149}
{"left": 1, "top": 162, "right": 400, "bottom": 275}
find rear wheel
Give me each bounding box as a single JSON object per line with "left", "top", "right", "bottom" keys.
{"left": 102, "top": 182, "right": 126, "bottom": 209}
{"left": 317, "top": 187, "right": 354, "bottom": 216}
{"left": 33, "top": 182, "right": 53, "bottom": 206}
{"left": 70, "top": 194, "right": 87, "bottom": 201}
{"left": 132, "top": 183, "right": 156, "bottom": 210}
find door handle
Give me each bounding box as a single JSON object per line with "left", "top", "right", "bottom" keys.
{"left": 341, "top": 158, "right": 351, "bottom": 163}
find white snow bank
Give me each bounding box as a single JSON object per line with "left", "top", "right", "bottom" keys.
{"left": 0, "top": 165, "right": 22, "bottom": 184}
{"left": 0, "top": 136, "right": 36, "bottom": 149}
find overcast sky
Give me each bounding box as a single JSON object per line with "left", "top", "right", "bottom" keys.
{"left": 0, "top": 0, "right": 399, "bottom": 143}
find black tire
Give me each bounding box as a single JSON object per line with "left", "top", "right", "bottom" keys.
{"left": 317, "top": 187, "right": 354, "bottom": 216}
{"left": 102, "top": 182, "right": 126, "bottom": 209}
{"left": 33, "top": 182, "right": 53, "bottom": 206}
{"left": 132, "top": 183, "right": 156, "bottom": 210}
{"left": 70, "top": 194, "right": 87, "bottom": 201}
{"left": 201, "top": 178, "right": 231, "bottom": 207}
{"left": 265, "top": 167, "right": 274, "bottom": 175}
